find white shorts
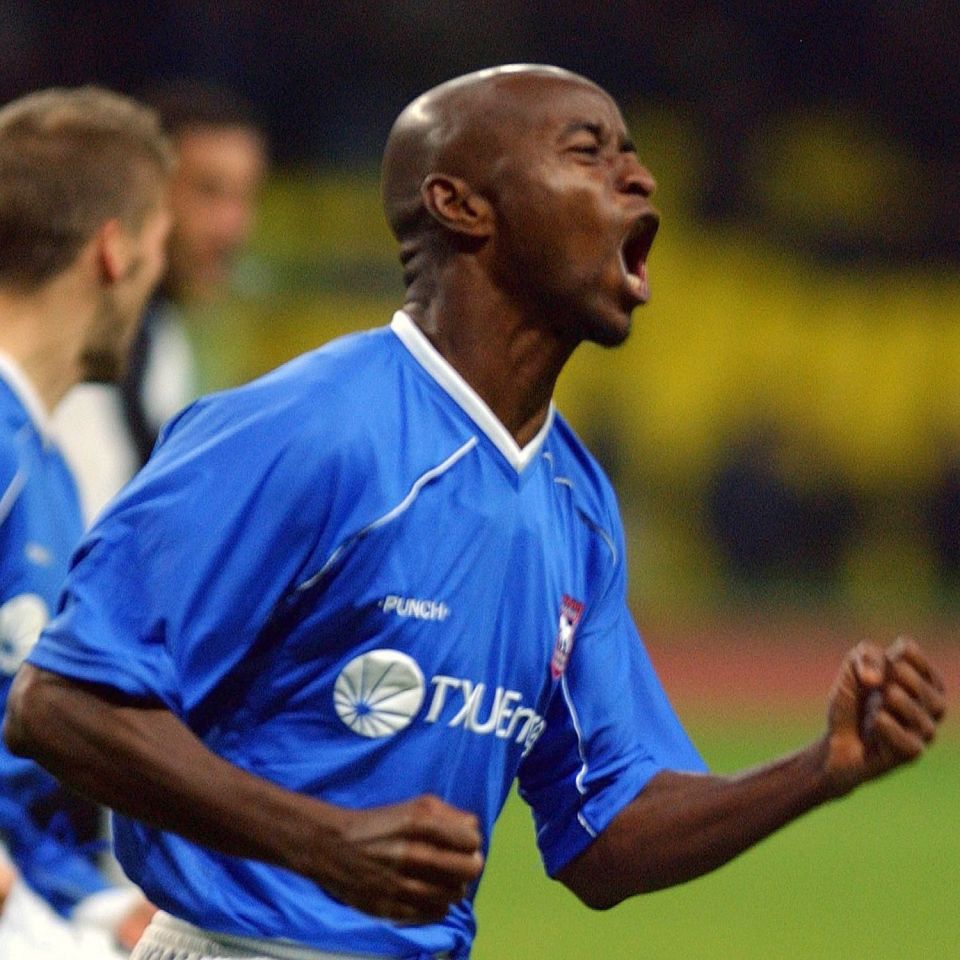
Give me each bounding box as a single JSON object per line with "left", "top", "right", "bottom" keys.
{"left": 130, "top": 911, "right": 417, "bottom": 960}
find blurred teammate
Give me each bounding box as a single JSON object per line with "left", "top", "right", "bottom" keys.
{"left": 6, "top": 66, "right": 946, "bottom": 960}
{"left": 53, "top": 80, "right": 267, "bottom": 523}
{"left": 0, "top": 86, "right": 173, "bottom": 956}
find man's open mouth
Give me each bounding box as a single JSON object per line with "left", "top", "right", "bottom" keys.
{"left": 619, "top": 210, "right": 659, "bottom": 302}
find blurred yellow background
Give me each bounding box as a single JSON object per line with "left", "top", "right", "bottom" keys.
{"left": 186, "top": 109, "right": 960, "bottom": 624}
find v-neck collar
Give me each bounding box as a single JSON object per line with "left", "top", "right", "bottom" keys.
{"left": 0, "top": 351, "right": 55, "bottom": 446}
{"left": 390, "top": 310, "right": 554, "bottom": 474}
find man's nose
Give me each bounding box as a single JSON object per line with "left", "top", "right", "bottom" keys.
{"left": 619, "top": 157, "right": 656, "bottom": 198}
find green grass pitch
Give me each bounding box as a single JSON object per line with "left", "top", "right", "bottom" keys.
{"left": 473, "top": 719, "right": 959, "bottom": 959}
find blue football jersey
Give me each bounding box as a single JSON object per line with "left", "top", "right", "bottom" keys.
{"left": 0, "top": 356, "right": 111, "bottom": 915}
{"left": 29, "top": 313, "right": 705, "bottom": 956}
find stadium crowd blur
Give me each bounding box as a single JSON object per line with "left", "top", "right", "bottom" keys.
{"left": 1, "top": 0, "right": 958, "bottom": 616}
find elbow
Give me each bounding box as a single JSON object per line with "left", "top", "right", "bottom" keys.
{"left": 566, "top": 883, "right": 625, "bottom": 912}
{"left": 562, "top": 870, "right": 659, "bottom": 910}
{"left": 557, "top": 859, "right": 645, "bottom": 911}
{"left": 557, "top": 837, "right": 663, "bottom": 910}
{"left": 4, "top": 664, "right": 58, "bottom": 761}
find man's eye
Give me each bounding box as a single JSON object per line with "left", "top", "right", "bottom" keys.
{"left": 570, "top": 143, "right": 600, "bottom": 157}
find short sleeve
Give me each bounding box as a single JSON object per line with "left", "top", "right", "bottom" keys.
{"left": 518, "top": 525, "right": 706, "bottom": 877}
{"left": 27, "top": 389, "right": 336, "bottom": 719}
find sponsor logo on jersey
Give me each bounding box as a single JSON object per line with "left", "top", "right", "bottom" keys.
{"left": 551, "top": 594, "right": 583, "bottom": 679}
{"left": 0, "top": 593, "right": 49, "bottom": 675}
{"left": 333, "top": 649, "right": 426, "bottom": 738}
{"left": 24, "top": 542, "right": 53, "bottom": 566}
{"left": 425, "top": 676, "right": 546, "bottom": 756}
{"left": 379, "top": 594, "right": 450, "bottom": 621}
{"left": 333, "top": 648, "right": 545, "bottom": 755}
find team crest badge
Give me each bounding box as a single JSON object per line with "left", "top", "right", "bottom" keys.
{"left": 551, "top": 595, "right": 584, "bottom": 679}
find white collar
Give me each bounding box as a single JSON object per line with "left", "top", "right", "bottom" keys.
{"left": 0, "top": 351, "right": 55, "bottom": 444}
{"left": 390, "top": 310, "right": 554, "bottom": 473}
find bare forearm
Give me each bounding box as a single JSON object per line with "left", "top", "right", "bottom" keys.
{"left": 559, "top": 743, "right": 835, "bottom": 908}
{"left": 5, "top": 664, "right": 485, "bottom": 922}
{"left": 560, "top": 638, "right": 945, "bottom": 909}
{"left": 4, "top": 665, "right": 322, "bottom": 874}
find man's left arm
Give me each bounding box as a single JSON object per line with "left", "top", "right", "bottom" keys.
{"left": 557, "top": 638, "right": 946, "bottom": 908}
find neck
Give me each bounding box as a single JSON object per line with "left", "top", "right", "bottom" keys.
{"left": 0, "top": 271, "right": 96, "bottom": 413}
{"left": 404, "top": 268, "right": 577, "bottom": 449}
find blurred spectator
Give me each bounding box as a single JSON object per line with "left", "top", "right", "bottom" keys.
{"left": 53, "top": 80, "right": 268, "bottom": 523}
{"left": 0, "top": 83, "right": 172, "bottom": 958}
{"left": 705, "top": 421, "right": 859, "bottom": 597}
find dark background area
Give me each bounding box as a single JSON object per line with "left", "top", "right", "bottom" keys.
{"left": 3, "top": 2, "right": 959, "bottom": 616}
{"left": 1, "top": 1, "right": 957, "bottom": 263}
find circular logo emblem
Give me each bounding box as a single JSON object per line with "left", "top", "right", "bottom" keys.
{"left": 0, "top": 593, "right": 49, "bottom": 674}
{"left": 333, "top": 648, "right": 425, "bottom": 738}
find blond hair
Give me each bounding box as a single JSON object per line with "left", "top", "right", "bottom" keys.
{"left": 0, "top": 86, "right": 174, "bottom": 290}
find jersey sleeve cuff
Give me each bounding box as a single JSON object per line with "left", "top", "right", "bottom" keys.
{"left": 539, "top": 757, "right": 697, "bottom": 878}
{"left": 26, "top": 640, "right": 172, "bottom": 707}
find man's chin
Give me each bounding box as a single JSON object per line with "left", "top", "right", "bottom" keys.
{"left": 80, "top": 355, "right": 123, "bottom": 385}
{"left": 584, "top": 311, "right": 633, "bottom": 349}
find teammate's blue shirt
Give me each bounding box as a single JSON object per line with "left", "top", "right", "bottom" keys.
{"left": 0, "top": 355, "right": 111, "bottom": 916}
{"left": 29, "top": 313, "right": 705, "bottom": 957}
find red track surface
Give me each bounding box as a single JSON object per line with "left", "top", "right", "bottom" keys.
{"left": 640, "top": 615, "right": 959, "bottom": 728}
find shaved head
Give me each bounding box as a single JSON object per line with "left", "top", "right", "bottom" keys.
{"left": 381, "top": 63, "right": 656, "bottom": 352}
{"left": 381, "top": 64, "right": 602, "bottom": 246}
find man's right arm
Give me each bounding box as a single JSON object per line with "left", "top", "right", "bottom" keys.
{"left": 4, "top": 664, "right": 483, "bottom": 923}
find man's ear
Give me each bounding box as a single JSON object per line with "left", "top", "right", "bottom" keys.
{"left": 421, "top": 174, "right": 493, "bottom": 238}
{"left": 94, "top": 218, "right": 131, "bottom": 284}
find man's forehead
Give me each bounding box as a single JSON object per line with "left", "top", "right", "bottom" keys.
{"left": 481, "top": 72, "right": 624, "bottom": 135}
